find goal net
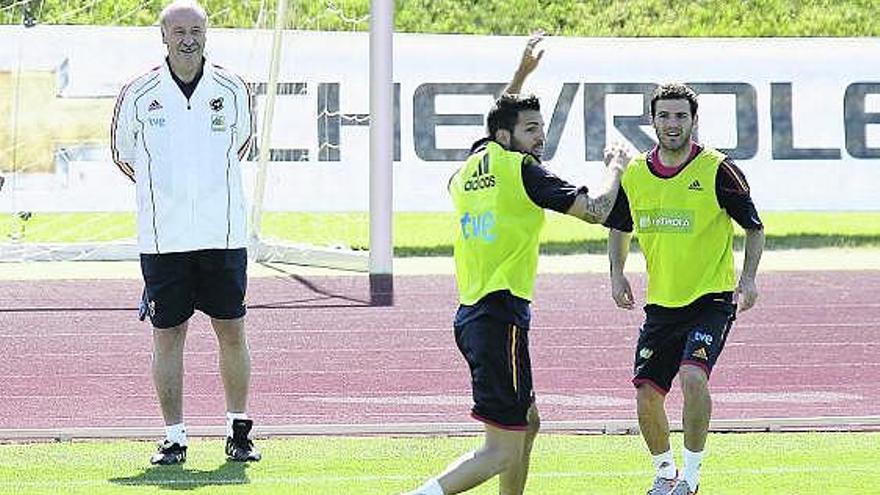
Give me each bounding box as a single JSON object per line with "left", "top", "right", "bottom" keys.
{"left": 0, "top": 1, "right": 392, "bottom": 279}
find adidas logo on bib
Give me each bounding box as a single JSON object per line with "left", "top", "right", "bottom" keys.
{"left": 688, "top": 179, "right": 703, "bottom": 191}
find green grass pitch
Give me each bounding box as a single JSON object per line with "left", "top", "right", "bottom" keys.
{"left": 2, "top": 211, "right": 879, "bottom": 256}
{"left": 1, "top": 432, "right": 878, "bottom": 494}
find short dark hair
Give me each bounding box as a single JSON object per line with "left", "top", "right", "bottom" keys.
{"left": 650, "top": 83, "right": 698, "bottom": 118}
{"left": 487, "top": 93, "right": 541, "bottom": 139}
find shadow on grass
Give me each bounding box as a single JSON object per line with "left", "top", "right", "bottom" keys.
{"left": 109, "top": 461, "right": 250, "bottom": 491}
{"left": 251, "top": 262, "right": 371, "bottom": 308}
{"left": 393, "top": 234, "right": 880, "bottom": 257}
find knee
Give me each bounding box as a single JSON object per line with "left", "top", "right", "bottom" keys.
{"left": 679, "top": 365, "right": 709, "bottom": 397}
{"left": 152, "top": 326, "right": 186, "bottom": 354}
{"left": 214, "top": 321, "right": 247, "bottom": 348}
{"left": 481, "top": 431, "right": 526, "bottom": 474}
{"left": 219, "top": 331, "right": 247, "bottom": 349}
{"left": 486, "top": 444, "right": 521, "bottom": 473}
{"left": 636, "top": 384, "right": 665, "bottom": 409}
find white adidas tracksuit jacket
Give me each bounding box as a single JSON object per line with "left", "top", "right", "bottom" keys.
{"left": 111, "top": 58, "right": 254, "bottom": 254}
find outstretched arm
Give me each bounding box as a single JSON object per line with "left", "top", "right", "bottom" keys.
{"left": 504, "top": 31, "right": 545, "bottom": 96}
{"left": 565, "top": 143, "right": 630, "bottom": 224}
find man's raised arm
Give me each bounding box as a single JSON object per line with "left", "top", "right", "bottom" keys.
{"left": 504, "top": 31, "right": 545, "bottom": 96}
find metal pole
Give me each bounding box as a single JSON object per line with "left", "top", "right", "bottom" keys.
{"left": 249, "top": 0, "right": 288, "bottom": 251}
{"left": 369, "top": 0, "right": 394, "bottom": 305}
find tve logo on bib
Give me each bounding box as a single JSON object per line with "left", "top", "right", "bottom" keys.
{"left": 636, "top": 209, "right": 695, "bottom": 234}
{"left": 459, "top": 211, "right": 497, "bottom": 242}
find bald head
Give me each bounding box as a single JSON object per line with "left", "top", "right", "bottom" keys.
{"left": 161, "top": 0, "right": 207, "bottom": 81}
{"left": 160, "top": 0, "right": 207, "bottom": 31}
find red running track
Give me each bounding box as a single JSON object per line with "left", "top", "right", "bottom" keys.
{"left": 1, "top": 270, "right": 878, "bottom": 430}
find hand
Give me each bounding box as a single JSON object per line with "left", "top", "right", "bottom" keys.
{"left": 603, "top": 141, "right": 631, "bottom": 173}
{"left": 734, "top": 276, "right": 758, "bottom": 312}
{"left": 515, "top": 31, "right": 545, "bottom": 81}
{"left": 611, "top": 272, "right": 635, "bottom": 310}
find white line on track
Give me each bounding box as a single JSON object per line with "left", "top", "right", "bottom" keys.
{"left": 6, "top": 341, "right": 880, "bottom": 361}
{"left": 4, "top": 300, "right": 880, "bottom": 314}
{"left": 1, "top": 320, "right": 878, "bottom": 339}
{"left": 7, "top": 383, "right": 874, "bottom": 400}
{"left": 2, "top": 361, "right": 878, "bottom": 380}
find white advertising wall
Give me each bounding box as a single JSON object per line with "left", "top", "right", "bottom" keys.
{"left": 2, "top": 25, "right": 879, "bottom": 211}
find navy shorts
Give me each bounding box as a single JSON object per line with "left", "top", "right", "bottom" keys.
{"left": 633, "top": 293, "right": 737, "bottom": 395}
{"left": 139, "top": 248, "right": 247, "bottom": 329}
{"left": 454, "top": 315, "right": 533, "bottom": 430}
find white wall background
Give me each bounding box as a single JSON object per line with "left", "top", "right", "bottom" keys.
{"left": 2, "top": 26, "right": 879, "bottom": 212}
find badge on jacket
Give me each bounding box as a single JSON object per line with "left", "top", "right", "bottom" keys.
{"left": 212, "top": 114, "right": 226, "bottom": 132}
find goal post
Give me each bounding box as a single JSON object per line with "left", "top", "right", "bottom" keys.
{"left": 244, "top": 0, "right": 375, "bottom": 273}
{"left": 0, "top": 0, "right": 395, "bottom": 305}
{"left": 369, "top": 0, "right": 394, "bottom": 306}
{"left": 248, "top": 0, "right": 395, "bottom": 304}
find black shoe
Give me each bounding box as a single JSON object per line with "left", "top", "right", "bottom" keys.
{"left": 226, "top": 419, "right": 261, "bottom": 462}
{"left": 150, "top": 440, "right": 187, "bottom": 465}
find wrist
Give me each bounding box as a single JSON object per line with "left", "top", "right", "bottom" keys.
{"left": 512, "top": 69, "right": 530, "bottom": 83}
{"left": 608, "top": 163, "right": 625, "bottom": 174}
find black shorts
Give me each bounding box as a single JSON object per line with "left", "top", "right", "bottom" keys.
{"left": 454, "top": 314, "right": 533, "bottom": 430}
{"left": 139, "top": 248, "right": 247, "bottom": 329}
{"left": 633, "top": 294, "right": 737, "bottom": 394}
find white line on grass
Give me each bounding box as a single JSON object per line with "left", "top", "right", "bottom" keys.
{"left": 1, "top": 466, "right": 879, "bottom": 488}
{"left": 3, "top": 416, "right": 880, "bottom": 440}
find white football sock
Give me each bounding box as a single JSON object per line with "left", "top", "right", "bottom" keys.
{"left": 165, "top": 422, "right": 187, "bottom": 446}
{"left": 226, "top": 411, "right": 248, "bottom": 438}
{"left": 652, "top": 449, "right": 677, "bottom": 479}
{"left": 413, "top": 478, "right": 444, "bottom": 495}
{"left": 683, "top": 447, "right": 704, "bottom": 489}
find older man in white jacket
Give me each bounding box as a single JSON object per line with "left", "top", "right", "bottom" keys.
{"left": 111, "top": 0, "right": 259, "bottom": 466}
